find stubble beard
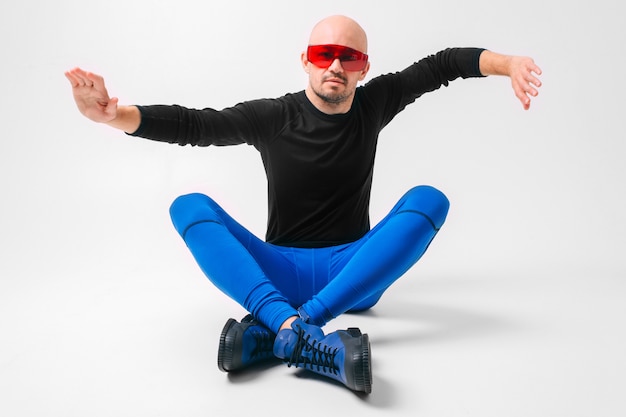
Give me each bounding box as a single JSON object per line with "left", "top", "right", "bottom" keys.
{"left": 313, "top": 73, "right": 353, "bottom": 105}
{"left": 314, "top": 89, "right": 351, "bottom": 104}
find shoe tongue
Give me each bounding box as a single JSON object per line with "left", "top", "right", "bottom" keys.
{"left": 292, "top": 319, "right": 326, "bottom": 340}
{"left": 273, "top": 327, "right": 301, "bottom": 357}
{"left": 291, "top": 317, "right": 306, "bottom": 330}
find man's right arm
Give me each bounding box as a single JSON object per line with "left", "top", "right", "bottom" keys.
{"left": 64, "top": 67, "right": 141, "bottom": 134}
{"left": 65, "top": 67, "right": 264, "bottom": 147}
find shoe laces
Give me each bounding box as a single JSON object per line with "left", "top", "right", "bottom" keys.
{"left": 287, "top": 326, "right": 339, "bottom": 375}
{"left": 250, "top": 328, "right": 275, "bottom": 359}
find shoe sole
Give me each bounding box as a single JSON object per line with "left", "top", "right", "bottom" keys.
{"left": 217, "top": 318, "right": 237, "bottom": 372}
{"left": 347, "top": 328, "right": 372, "bottom": 394}
{"left": 360, "top": 334, "right": 372, "bottom": 394}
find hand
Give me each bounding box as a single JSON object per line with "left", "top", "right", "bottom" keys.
{"left": 508, "top": 56, "right": 542, "bottom": 110}
{"left": 64, "top": 67, "right": 119, "bottom": 123}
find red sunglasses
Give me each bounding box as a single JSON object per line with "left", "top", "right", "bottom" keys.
{"left": 307, "top": 44, "right": 369, "bottom": 72}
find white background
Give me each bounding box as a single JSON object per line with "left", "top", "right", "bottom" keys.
{"left": 1, "top": 0, "right": 624, "bottom": 416}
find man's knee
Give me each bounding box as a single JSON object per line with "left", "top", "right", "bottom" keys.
{"left": 348, "top": 291, "right": 384, "bottom": 312}
{"left": 402, "top": 185, "right": 450, "bottom": 230}
{"left": 169, "top": 193, "right": 222, "bottom": 237}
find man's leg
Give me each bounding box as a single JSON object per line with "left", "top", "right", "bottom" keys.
{"left": 169, "top": 193, "right": 297, "bottom": 333}
{"left": 274, "top": 185, "right": 448, "bottom": 392}
{"left": 298, "top": 185, "right": 450, "bottom": 326}
{"left": 169, "top": 193, "right": 373, "bottom": 391}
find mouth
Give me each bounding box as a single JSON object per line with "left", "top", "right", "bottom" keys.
{"left": 323, "top": 70, "right": 346, "bottom": 81}
{"left": 324, "top": 77, "right": 346, "bottom": 85}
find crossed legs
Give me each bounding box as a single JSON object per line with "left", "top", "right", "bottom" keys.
{"left": 170, "top": 185, "right": 448, "bottom": 392}
{"left": 169, "top": 185, "right": 449, "bottom": 332}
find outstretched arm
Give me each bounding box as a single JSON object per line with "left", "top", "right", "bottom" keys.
{"left": 64, "top": 67, "right": 141, "bottom": 133}
{"left": 479, "top": 50, "right": 542, "bottom": 110}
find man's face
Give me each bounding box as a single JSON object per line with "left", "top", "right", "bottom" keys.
{"left": 302, "top": 16, "right": 370, "bottom": 113}
{"left": 303, "top": 44, "right": 370, "bottom": 106}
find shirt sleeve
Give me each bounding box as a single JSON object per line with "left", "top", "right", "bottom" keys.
{"left": 360, "top": 47, "right": 486, "bottom": 128}
{"left": 400, "top": 47, "right": 485, "bottom": 94}
{"left": 127, "top": 98, "right": 286, "bottom": 147}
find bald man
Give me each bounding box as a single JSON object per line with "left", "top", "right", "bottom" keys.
{"left": 66, "top": 15, "right": 542, "bottom": 393}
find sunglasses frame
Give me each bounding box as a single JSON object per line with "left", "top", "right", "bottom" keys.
{"left": 306, "top": 44, "right": 369, "bottom": 72}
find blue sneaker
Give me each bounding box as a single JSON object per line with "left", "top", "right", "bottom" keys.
{"left": 218, "top": 314, "right": 277, "bottom": 372}
{"left": 273, "top": 318, "right": 372, "bottom": 393}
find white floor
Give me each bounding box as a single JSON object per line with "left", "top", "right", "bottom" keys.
{"left": 2, "top": 261, "right": 624, "bottom": 417}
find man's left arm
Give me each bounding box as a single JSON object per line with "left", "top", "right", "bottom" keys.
{"left": 479, "top": 50, "right": 543, "bottom": 110}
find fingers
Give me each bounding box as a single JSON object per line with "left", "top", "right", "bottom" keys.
{"left": 513, "top": 59, "right": 542, "bottom": 110}
{"left": 90, "top": 72, "right": 106, "bottom": 91}
{"left": 525, "top": 63, "right": 542, "bottom": 90}
{"left": 65, "top": 67, "right": 111, "bottom": 108}
{"left": 65, "top": 67, "right": 117, "bottom": 122}
{"left": 64, "top": 69, "right": 82, "bottom": 87}
{"left": 65, "top": 67, "right": 90, "bottom": 87}
{"left": 529, "top": 62, "right": 543, "bottom": 77}
{"left": 515, "top": 81, "right": 537, "bottom": 110}
{"left": 516, "top": 88, "right": 532, "bottom": 110}
{"left": 64, "top": 67, "right": 100, "bottom": 88}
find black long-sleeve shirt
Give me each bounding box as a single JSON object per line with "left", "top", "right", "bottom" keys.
{"left": 130, "top": 47, "right": 485, "bottom": 247}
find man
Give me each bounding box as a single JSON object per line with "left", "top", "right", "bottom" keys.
{"left": 65, "top": 15, "right": 542, "bottom": 393}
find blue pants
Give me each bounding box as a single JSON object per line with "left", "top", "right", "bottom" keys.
{"left": 169, "top": 185, "right": 449, "bottom": 334}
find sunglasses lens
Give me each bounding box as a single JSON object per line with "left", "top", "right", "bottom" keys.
{"left": 307, "top": 45, "right": 368, "bottom": 71}
{"left": 341, "top": 56, "right": 365, "bottom": 71}
{"left": 308, "top": 46, "right": 333, "bottom": 68}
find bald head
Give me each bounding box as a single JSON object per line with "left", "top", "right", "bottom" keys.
{"left": 308, "top": 15, "right": 368, "bottom": 53}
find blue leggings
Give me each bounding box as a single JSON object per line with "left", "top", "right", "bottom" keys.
{"left": 169, "top": 185, "right": 449, "bottom": 334}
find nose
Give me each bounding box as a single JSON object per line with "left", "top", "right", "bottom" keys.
{"left": 328, "top": 58, "right": 344, "bottom": 72}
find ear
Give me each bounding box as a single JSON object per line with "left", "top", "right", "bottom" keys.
{"left": 358, "top": 61, "right": 371, "bottom": 81}
{"left": 301, "top": 51, "right": 311, "bottom": 73}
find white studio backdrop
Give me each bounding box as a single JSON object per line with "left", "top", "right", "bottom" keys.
{"left": 0, "top": 0, "right": 624, "bottom": 416}
{"left": 1, "top": 0, "right": 623, "bottom": 281}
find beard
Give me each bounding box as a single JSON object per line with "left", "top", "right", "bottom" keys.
{"left": 312, "top": 73, "right": 354, "bottom": 104}
{"left": 314, "top": 89, "right": 351, "bottom": 104}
